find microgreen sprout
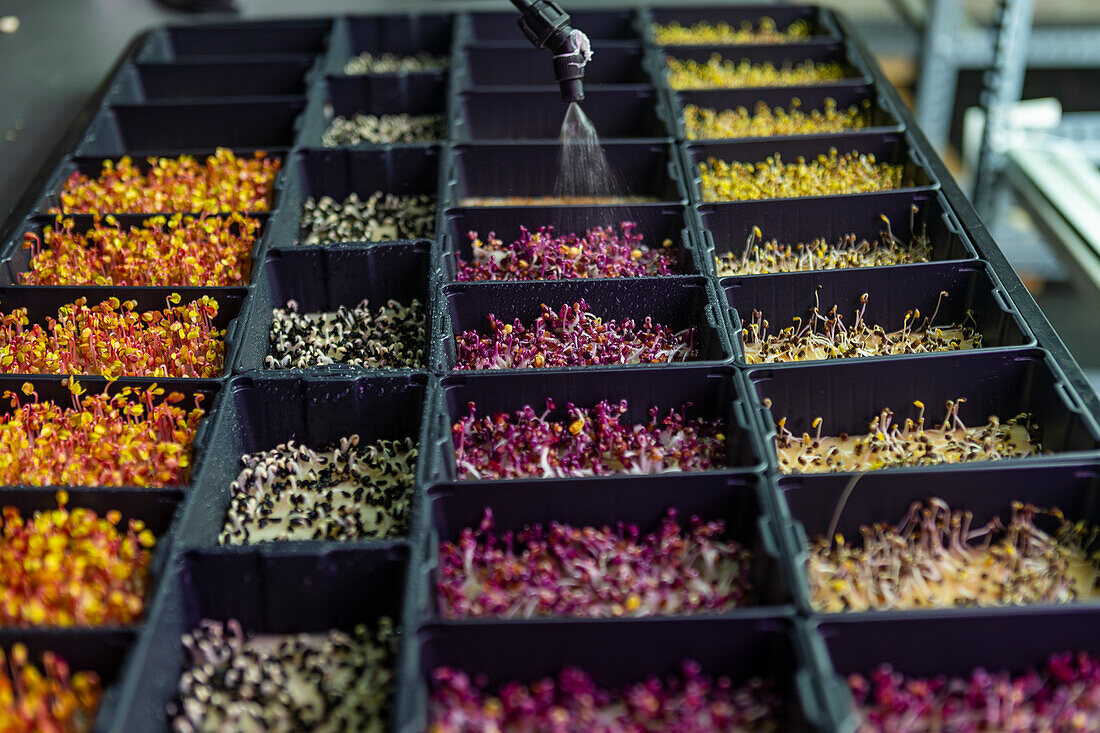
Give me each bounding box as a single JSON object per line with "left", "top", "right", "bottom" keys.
{"left": 701, "top": 149, "right": 904, "bottom": 201}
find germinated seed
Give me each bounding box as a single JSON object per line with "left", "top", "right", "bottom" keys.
{"left": 343, "top": 52, "right": 448, "bottom": 75}
{"left": 266, "top": 298, "right": 426, "bottom": 370}
{"left": 219, "top": 434, "right": 416, "bottom": 545}
{"left": 299, "top": 192, "right": 436, "bottom": 245}
{"left": 322, "top": 113, "right": 445, "bottom": 146}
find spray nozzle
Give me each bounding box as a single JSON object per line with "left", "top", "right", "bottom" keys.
{"left": 511, "top": 0, "right": 591, "bottom": 102}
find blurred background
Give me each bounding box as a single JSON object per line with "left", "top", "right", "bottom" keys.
{"left": 2, "top": 0, "right": 1099, "bottom": 381}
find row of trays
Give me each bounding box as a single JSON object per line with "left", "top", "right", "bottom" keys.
{"left": 2, "top": 5, "right": 1099, "bottom": 733}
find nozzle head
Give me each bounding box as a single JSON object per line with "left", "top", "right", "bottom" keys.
{"left": 559, "top": 78, "right": 585, "bottom": 103}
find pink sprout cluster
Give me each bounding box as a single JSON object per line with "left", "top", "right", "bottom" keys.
{"left": 851, "top": 652, "right": 1100, "bottom": 731}
{"left": 429, "top": 663, "right": 780, "bottom": 732}
{"left": 456, "top": 223, "right": 678, "bottom": 281}
{"left": 452, "top": 399, "right": 727, "bottom": 480}
{"left": 454, "top": 300, "right": 698, "bottom": 370}
{"left": 437, "top": 508, "right": 753, "bottom": 619}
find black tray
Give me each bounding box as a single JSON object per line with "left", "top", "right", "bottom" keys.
{"left": 463, "top": 9, "right": 642, "bottom": 43}
{"left": 457, "top": 44, "right": 652, "bottom": 88}
{"left": 106, "top": 58, "right": 316, "bottom": 104}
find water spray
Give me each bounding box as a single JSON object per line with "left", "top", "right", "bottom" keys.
{"left": 509, "top": 0, "right": 591, "bottom": 103}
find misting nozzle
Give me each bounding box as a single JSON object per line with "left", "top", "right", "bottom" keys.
{"left": 510, "top": 0, "right": 591, "bottom": 102}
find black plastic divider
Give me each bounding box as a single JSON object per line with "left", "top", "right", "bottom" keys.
{"left": 462, "top": 9, "right": 642, "bottom": 44}
{"left": 325, "top": 13, "right": 455, "bottom": 74}
{"left": 722, "top": 260, "right": 1035, "bottom": 365}
{"left": 418, "top": 472, "right": 788, "bottom": 620}
{"left": 174, "top": 372, "right": 431, "bottom": 548}
{"left": 682, "top": 131, "right": 939, "bottom": 204}
{"left": 271, "top": 146, "right": 443, "bottom": 250}
{"left": 452, "top": 88, "right": 672, "bottom": 141}
{"left": 298, "top": 74, "right": 448, "bottom": 148}
{"left": 435, "top": 275, "right": 733, "bottom": 372}
{"left": 109, "top": 543, "right": 410, "bottom": 732}
{"left": 694, "top": 190, "right": 975, "bottom": 278}
{"left": 137, "top": 19, "right": 332, "bottom": 61}
{"left": 746, "top": 349, "right": 1100, "bottom": 471}
{"left": 5, "top": 213, "right": 269, "bottom": 288}
{"left": 810, "top": 607, "right": 1100, "bottom": 733}
{"left": 650, "top": 41, "right": 872, "bottom": 93}
{"left": 32, "top": 149, "right": 290, "bottom": 216}
{"left": 429, "top": 365, "right": 764, "bottom": 483}
{"left": 0, "top": 285, "right": 245, "bottom": 380}
{"left": 645, "top": 4, "right": 841, "bottom": 44}
{"left": 107, "top": 58, "right": 315, "bottom": 104}
{"left": 775, "top": 460, "right": 1100, "bottom": 617}
{"left": 671, "top": 85, "right": 902, "bottom": 141}
{"left": 447, "top": 141, "right": 688, "bottom": 206}
{"left": 456, "top": 44, "right": 651, "bottom": 88}
{"left": 234, "top": 242, "right": 432, "bottom": 374}
{"left": 0, "top": 376, "right": 221, "bottom": 495}
{"left": 398, "top": 613, "right": 822, "bottom": 732}
{"left": 440, "top": 203, "right": 701, "bottom": 281}
{"left": 77, "top": 100, "right": 306, "bottom": 158}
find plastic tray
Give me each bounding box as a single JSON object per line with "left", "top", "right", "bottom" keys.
{"left": 694, "top": 190, "right": 977, "bottom": 278}
{"left": 233, "top": 242, "right": 432, "bottom": 374}
{"left": 671, "top": 85, "right": 902, "bottom": 141}
{"left": 453, "top": 88, "right": 672, "bottom": 141}
{"left": 137, "top": 19, "right": 333, "bottom": 61}
{"left": 172, "top": 372, "right": 431, "bottom": 548}
{"left": 439, "top": 203, "right": 702, "bottom": 282}
{"left": 456, "top": 44, "right": 652, "bottom": 88}
{"left": 682, "top": 132, "right": 938, "bottom": 204}
{"left": 810, "top": 607, "right": 1100, "bottom": 733}
{"left": 416, "top": 472, "right": 789, "bottom": 621}
{"left": 109, "top": 543, "right": 411, "bottom": 732}
{"left": 746, "top": 348, "right": 1100, "bottom": 471}
{"left": 32, "top": 150, "right": 289, "bottom": 217}
{"left": 463, "top": 9, "right": 642, "bottom": 43}
{"left": 76, "top": 100, "right": 307, "bottom": 158}
{"left": 299, "top": 74, "right": 449, "bottom": 148}
{"left": 434, "top": 275, "right": 733, "bottom": 372}
{"left": 5, "top": 212, "right": 269, "bottom": 289}
{"left": 0, "top": 286, "right": 245, "bottom": 380}
{"left": 646, "top": 4, "right": 840, "bottom": 44}
{"left": 428, "top": 364, "right": 764, "bottom": 483}
{"left": 652, "top": 41, "right": 872, "bottom": 92}
{"left": 269, "top": 146, "right": 443, "bottom": 250}
{"left": 446, "top": 141, "right": 689, "bottom": 206}
{"left": 776, "top": 460, "right": 1100, "bottom": 616}
{"left": 722, "top": 260, "right": 1035, "bottom": 365}
{"left": 325, "top": 13, "right": 455, "bottom": 73}
{"left": 106, "top": 58, "right": 315, "bottom": 104}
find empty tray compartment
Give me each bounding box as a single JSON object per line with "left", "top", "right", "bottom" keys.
{"left": 6, "top": 213, "right": 268, "bottom": 288}
{"left": 673, "top": 85, "right": 902, "bottom": 140}
{"left": 234, "top": 242, "right": 432, "bottom": 373}
{"left": 177, "top": 373, "right": 430, "bottom": 547}
{"left": 458, "top": 45, "right": 651, "bottom": 87}
{"left": 448, "top": 142, "right": 687, "bottom": 206}
{"left": 108, "top": 58, "right": 314, "bottom": 103}
{"left": 332, "top": 13, "right": 454, "bottom": 70}
{"left": 746, "top": 349, "right": 1100, "bottom": 471}
{"left": 436, "top": 276, "right": 732, "bottom": 371}
{"left": 657, "top": 41, "right": 869, "bottom": 90}
{"left": 722, "top": 261, "right": 1034, "bottom": 365}
{"left": 430, "top": 364, "right": 763, "bottom": 482}
{"left": 648, "top": 4, "right": 839, "bottom": 43}
{"left": 453, "top": 88, "right": 672, "bottom": 141}
{"left": 76, "top": 100, "right": 306, "bottom": 157}
{"left": 696, "top": 190, "right": 976, "bottom": 277}
{"left": 441, "top": 203, "right": 699, "bottom": 281}
{"left": 278, "top": 146, "right": 442, "bottom": 247}
{"left": 109, "top": 544, "right": 409, "bottom": 731}
{"left": 0, "top": 286, "right": 245, "bottom": 380}
{"left": 684, "top": 132, "right": 938, "bottom": 203}
{"left": 812, "top": 608, "right": 1100, "bottom": 733}
{"left": 138, "top": 19, "right": 332, "bottom": 61}
{"left": 465, "top": 9, "right": 641, "bottom": 42}
{"left": 778, "top": 461, "right": 1100, "bottom": 615}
